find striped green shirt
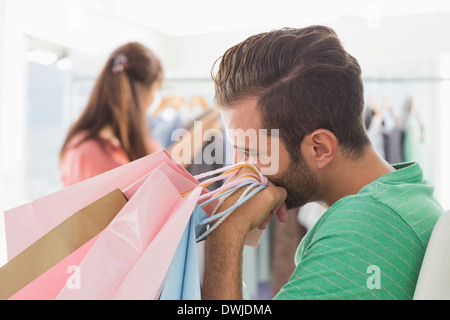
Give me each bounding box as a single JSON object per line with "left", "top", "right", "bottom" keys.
{"left": 274, "top": 162, "right": 443, "bottom": 300}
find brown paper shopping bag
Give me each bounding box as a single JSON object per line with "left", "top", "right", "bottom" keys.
{"left": 0, "top": 189, "right": 128, "bottom": 300}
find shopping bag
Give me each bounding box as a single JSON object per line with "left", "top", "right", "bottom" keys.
{"left": 159, "top": 205, "right": 208, "bottom": 300}
{"left": 108, "top": 166, "right": 265, "bottom": 300}
{"left": 55, "top": 165, "right": 203, "bottom": 300}
{"left": 55, "top": 161, "right": 266, "bottom": 300}
{"left": 0, "top": 189, "right": 127, "bottom": 300}
{"left": 9, "top": 235, "right": 99, "bottom": 300}
{"left": 4, "top": 151, "right": 197, "bottom": 261}
{"left": 4, "top": 151, "right": 269, "bottom": 300}
{"left": 158, "top": 175, "right": 267, "bottom": 300}
{"left": 8, "top": 162, "right": 200, "bottom": 301}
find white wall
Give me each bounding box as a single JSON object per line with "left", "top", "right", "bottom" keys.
{"left": 161, "top": 12, "right": 450, "bottom": 80}
{"left": 0, "top": 0, "right": 28, "bottom": 266}
{"left": 0, "top": 1, "right": 27, "bottom": 214}
{"left": 0, "top": 0, "right": 6, "bottom": 267}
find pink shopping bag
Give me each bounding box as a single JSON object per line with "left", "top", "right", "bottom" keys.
{"left": 1, "top": 188, "right": 127, "bottom": 300}
{"left": 8, "top": 162, "right": 201, "bottom": 300}
{"left": 4, "top": 151, "right": 197, "bottom": 261}
{"left": 4, "top": 151, "right": 268, "bottom": 300}
{"left": 9, "top": 235, "right": 99, "bottom": 300}
{"left": 56, "top": 165, "right": 203, "bottom": 300}
{"left": 56, "top": 161, "right": 267, "bottom": 300}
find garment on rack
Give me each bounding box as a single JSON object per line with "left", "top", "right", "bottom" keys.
{"left": 384, "top": 100, "right": 412, "bottom": 164}
{"left": 178, "top": 104, "right": 207, "bottom": 127}
{"left": 365, "top": 110, "right": 386, "bottom": 159}
{"left": 183, "top": 111, "right": 231, "bottom": 191}
{"left": 383, "top": 127, "right": 405, "bottom": 164}
{"left": 148, "top": 108, "right": 182, "bottom": 150}
{"left": 404, "top": 112, "right": 424, "bottom": 163}
{"left": 148, "top": 94, "right": 213, "bottom": 151}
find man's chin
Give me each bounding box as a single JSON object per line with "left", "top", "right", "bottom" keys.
{"left": 285, "top": 197, "right": 309, "bottom": 211}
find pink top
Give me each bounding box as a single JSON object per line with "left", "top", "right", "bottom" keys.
{"left": 60, "top": 131, "right": 131, "bottom": 187}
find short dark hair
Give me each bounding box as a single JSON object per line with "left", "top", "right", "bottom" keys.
{"left": 212, "top": 25, "right": 370, "bottom": 160}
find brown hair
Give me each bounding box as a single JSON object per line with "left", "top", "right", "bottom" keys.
{"left": 60, "top": 42, "right": 163, "bottom": 161}
{"left": 212, "top": 25, "right": 370, "bottom": 160}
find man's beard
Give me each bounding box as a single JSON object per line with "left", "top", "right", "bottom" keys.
{"left": 269, "top": 154, "right": 320, "bottom": 210}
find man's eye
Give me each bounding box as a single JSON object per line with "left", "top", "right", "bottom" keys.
{"left": 236, "top": 149, "right": 258, "bottom": 160}
{"left": 244, "top": 151, "right": 258, "bottom": 158}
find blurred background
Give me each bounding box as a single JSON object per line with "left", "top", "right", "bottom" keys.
{"left": 0, "top": 0, "right": 449, "bottom": 299}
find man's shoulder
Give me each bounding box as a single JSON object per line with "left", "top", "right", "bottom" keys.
{"left": 324, "top": 193, "right": 398, "bottom": 225}
{"left": 322, "top": 186, "right": 442, "bottom": 250}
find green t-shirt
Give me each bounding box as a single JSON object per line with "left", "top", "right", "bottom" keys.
{"left": 274, "top": 162, "right": 443, "bottom": 300}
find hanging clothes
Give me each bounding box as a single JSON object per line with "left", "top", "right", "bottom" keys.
{"left": 383, "top": 127, "right": 405, "bottom": 164}
{"left": 365, "top": 108, "right": 386, "bottom": 160}
{"left": 383, "top": 98, "right": 411, "bottom": 164}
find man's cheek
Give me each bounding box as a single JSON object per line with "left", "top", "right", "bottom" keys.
{"left": 257, "top": 152, "right": 280, "bottom": 176}
{"left": 233, "top": 150, "right": 248, "bottom": 164}
{"left": 258, "top": 130, "right": 281, "bottom": 176}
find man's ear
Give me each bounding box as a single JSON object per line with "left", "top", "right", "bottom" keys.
{"left": 302, "top": 129, "right": 337, "bottom": 169}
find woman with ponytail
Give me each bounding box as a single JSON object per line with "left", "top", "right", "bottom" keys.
{"left": 60, "top": 42, "right": 163, "bottom": 187}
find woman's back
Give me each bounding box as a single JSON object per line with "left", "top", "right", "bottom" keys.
{"left": 60, "top": 130, "right": 129, "bottom": 187}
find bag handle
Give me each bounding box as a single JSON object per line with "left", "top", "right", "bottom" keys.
{"left": 194, "top": 162, "right": 268, "bottom": 187}
{"left": 195, "top": 163, "right": 268, "bottom": 241}
{"left": 182, "top": 162, "right": 269, "bottom": 242}
{"left": 181, "top": 163, "right": 267, "bottom": 201}
{"left": 196, "top": 182, "right": 265, "bottom": 242}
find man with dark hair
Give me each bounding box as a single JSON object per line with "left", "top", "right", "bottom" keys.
{"left": 202, "top": 26, "right": 443, "bottom": 300}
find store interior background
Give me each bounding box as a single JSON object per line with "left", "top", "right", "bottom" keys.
{"left": 1, "top": 0, "right": 449, "bottom": 299}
